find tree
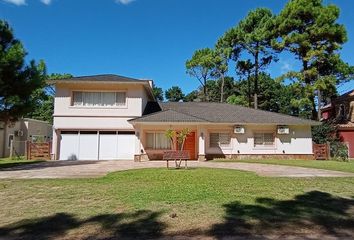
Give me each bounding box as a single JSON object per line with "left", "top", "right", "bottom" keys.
{"left": 0, "top": 20, "right": 46, "bottom": 155}
{"left": 186, "top": 48, "right": 215, "bottom": 101}
{"left": 152, "top": 86, "right": 163, "bottom": 101}
{"left": 219, "top": 8, "right": 276, "bottom": 109}
{"left": 25, "top": 73, "right": 73, "bottom": 123}
{"left": 165, "top": 86, "right": 185, "bottom": 102}
{"left": 184, "top": 90, "right": 199, "bottom": 102}
{"left": 274, "top": 0, "right": 352, "bottom": 120}
{"left": 236, "top": 60, "right": 253, "bottom": 107}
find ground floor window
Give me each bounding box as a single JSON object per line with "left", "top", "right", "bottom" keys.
{"left": 146, "top": 132, "right": 171, "bottom": 150}
{"left": 254, "top": 132, "right": 275, "bottom": 147}
{"left": 210, "top": 133, "right": 231, "bottom": 148}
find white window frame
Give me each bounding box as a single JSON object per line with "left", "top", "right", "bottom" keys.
{"left": 145, "top": 132, "right": 171, "bottom": 150}
{"left": 253, "top": 132, "right": 276, "bottom": 149}
{"left": 209, "top": 132, "right": 231, "bottom": 148}
{"left": 71, "top": 91, "right": 127, "bottom": 108}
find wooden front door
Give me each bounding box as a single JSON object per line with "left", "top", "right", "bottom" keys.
{"left": 182, "top": 132, "right": 196, "bottom": 160}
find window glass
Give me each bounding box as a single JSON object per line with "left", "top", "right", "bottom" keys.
{"left": 73, "top": 92, "right": 83, "bottom": 106}
{"left": 254, "top": 133, "right": 274, "bottom": 147}
{"left": 210, "top": 133, "right": 231, "bottom": 148}
{"left": 102, "top": 92, "right": 116, "bottom": 106}
{"left": 146, "top": 133, "right": 154, "bottom": 149}
{"left": 116, "top": 92, "right": 126, "bottom": 106}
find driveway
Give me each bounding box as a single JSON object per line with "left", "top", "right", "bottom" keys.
{"left": 0, "top": 160, "right": 354, "bottom": 179}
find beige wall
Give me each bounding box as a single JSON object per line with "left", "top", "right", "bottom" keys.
{"left": 54, "top": 83, "right": 149, "bottom": 118}
{"left": 135, "top": 123, "right": 313, "bottom": 160}
{"left": 0, "top": 119, "right": 52, "bottom": 158}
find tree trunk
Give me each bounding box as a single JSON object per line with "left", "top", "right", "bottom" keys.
{"left": 203, "top": 77, "right": 207, "bottom": 102}
{"left": 220, "top": 74, "right": 225, "bottom": 103}
{"left": 317, "top": 89, "right": 322, "bottom": 121}
{"left": 254, "top": 50, "right": 259, "bottom": 110}
{"left": 247, "top": 71, "right": 251, "bottom": 107}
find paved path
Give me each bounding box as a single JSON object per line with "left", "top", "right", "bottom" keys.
{"left": 0, "top": 160, "right": 353, "bottom": 179}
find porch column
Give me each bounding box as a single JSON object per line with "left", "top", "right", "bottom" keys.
{"left": 198, "top": 127, "right": 206, "bottom": 161}
{"left": 134, "top": 126, "right": 141, "bottom": 162}
{"left": 51, "top": 128, "right": 58, "bottom": 160}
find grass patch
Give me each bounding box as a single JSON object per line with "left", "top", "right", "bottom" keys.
{"left": 212, "top": 158, "right": 354, "bottom": 173}
{"left": 0, "top": 157, "right": 44, "bottom": 169}
{"left": 0, "top": 168, "right": 353, "bottom": 239}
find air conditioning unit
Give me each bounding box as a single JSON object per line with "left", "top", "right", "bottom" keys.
{"left": 234, "top": 125, "right": 245, "bottom": 134}
{"left": 277, "top": 125, "right": 289, "bottom": 134}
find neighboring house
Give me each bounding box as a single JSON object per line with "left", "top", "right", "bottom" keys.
{"left": 0, "top": 118, "right": 53, "bottom": 158}
{"left": 321, "top": 89, "right": 354, "bottom": 158}
{"left": 51, "top": 74, "right": 319, "bottom": 161}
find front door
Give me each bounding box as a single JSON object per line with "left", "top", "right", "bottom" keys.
{"left": 181, "top": 131, "right": 196, "bottom": 160}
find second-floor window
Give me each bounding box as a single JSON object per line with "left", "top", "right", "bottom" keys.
{"left": 72, "top": 91, "right": 126, "bottom": 107}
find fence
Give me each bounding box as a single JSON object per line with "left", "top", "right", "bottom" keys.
{"left": 26, "top": 141, "right": 52, "bottom": 160}
{"left": 313, "top": 143, "right": 330, "bottom": 160}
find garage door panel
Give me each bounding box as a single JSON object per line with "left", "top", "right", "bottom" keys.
{"left": 117, "top": 134, "right": 135, "bottom": 160}
{"left": 79, "top": 133, "right": 98, "bottom": 160}
{"left": 99, "top": 134, "right": 118, "bottom": 160}
{"left": 59, "top": 134, "right": 79, "bottom": 160}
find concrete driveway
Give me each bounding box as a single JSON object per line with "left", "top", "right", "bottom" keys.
{"left": 0, "top": 160, "right": 354, "bottom": 179}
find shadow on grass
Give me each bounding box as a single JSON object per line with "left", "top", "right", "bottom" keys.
{"left": 0, "top": 210, "right": 165, "bottom": 240}
{"left": 209, "top": 191, "right": 354, "bottom": 238}
{"left": 1, "top": 191, "right": 353, "bottom": 239}
{"left": 0, "top": 160, "right": 98, "bottom": 171}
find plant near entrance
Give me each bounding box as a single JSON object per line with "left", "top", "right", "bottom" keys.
{"left": 165, "top": 128, "right": 191, "bottom": 168}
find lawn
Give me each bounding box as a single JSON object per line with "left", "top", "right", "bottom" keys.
{"left": 0, "top": 168, "right": 353, "bottom": 239}
{"left": 212, "top": 158, "right": 354, "bottom": 173}
{"left": 0, "top": 158, "right": 44, "bottom": 169}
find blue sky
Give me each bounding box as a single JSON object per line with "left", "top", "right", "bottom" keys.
{"left": 1, "top": 0, "right": 353, "bottom": 95}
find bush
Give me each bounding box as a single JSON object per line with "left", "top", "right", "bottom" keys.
{"left": 330, "top": 142, "right": 349, "bottom": 162}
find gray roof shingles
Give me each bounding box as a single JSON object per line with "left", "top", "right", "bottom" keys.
{"left": 130, "top": 102, "right": 320, "bottom": 125}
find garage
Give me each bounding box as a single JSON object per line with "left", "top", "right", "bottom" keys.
{"left": 59, "top": 131, "right": 135, "bottom": 160}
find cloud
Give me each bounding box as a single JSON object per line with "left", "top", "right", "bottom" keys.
{"left": 3, "top": 0, "right": 26, "bottom": 6}
{"left": 280, "top": 59, "right": 293, "bottom": 74}
{"left": 40, "top": 0, "right": 52, "bottom": 5}
{"left": 115, "top": 0, "right": 135, "bottom": 5}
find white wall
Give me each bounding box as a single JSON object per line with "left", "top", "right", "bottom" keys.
{"left": 204, "top": 124, "right": 313, "bottom": 155}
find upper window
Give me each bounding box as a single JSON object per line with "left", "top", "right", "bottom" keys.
{"left": 146, "top": 132, "right": 171, "bottom": 150}
{"left": 210, "top": 133, "right": 231, "bottom": 148}
{"left": 254, "top": 133, "right": 275, "bottom": 148}
{"left": 72, "top": 91, "right": 126, "bottom": 107}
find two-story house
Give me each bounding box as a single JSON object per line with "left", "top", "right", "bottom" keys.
{"left": 321, "top": 89, "right": 354, "bottom": 158}
{"left": 51, "top": 74, "right": 319, "bottom": 161}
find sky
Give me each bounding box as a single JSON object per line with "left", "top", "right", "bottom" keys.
{"left": 0, "top": 0, "right": 353, "bottom": 95}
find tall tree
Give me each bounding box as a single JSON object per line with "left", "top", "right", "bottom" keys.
{"left": 25, "top": 73, "right": 73, "bottom": 123}
{"left": 219, "top": 8, "right": 276, "bottom": 109}
{"left": 0, "top": 20, "right": 46, "bottom": 155}
{"left": 186, "top": 48, "right": 215, "bottom": 101}
{"left": 165, "top": 86, "right": 185, "bottom": 102}
{"left": 274, "top": 0, "right": 352, "bottom": 120}
{"left": 152, "top": 85, "right": 164, "bottom": 101}
{"left": 236, "top": 60, "right": 254, "bottom": 107}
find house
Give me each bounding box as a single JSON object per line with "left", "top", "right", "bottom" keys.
{"left": 51, "top": 74, "right": 319, "bottom": 161}
{"left": 0, "top": 118, "right": 52, "bottom": 158}
{"left": 321, "top": 89, "right": 354, "bottom": 158}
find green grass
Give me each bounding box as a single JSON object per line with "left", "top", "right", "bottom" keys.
{"left": 0, "top": 157, "right": 44, "bottom": 169}
{"left": 0, "top": 168, "right": 354, "bottom": 239}
{"left": 212, "top": 158, "right": 354, "bottom": 173}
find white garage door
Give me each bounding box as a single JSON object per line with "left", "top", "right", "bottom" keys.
{"left": 79, "top": 131, "right": 99, "bottom": 160}
{"left": 117, "top": 132, "right": 135, "bottom": 160}
{"left": 59, "top": 132, "right": 79, "bottom": 160}
{"left": 60, "top": 130, "right": 135, "bottom": 160}
{"left": 99, "top": 132, "right": 119, "bottom": 160}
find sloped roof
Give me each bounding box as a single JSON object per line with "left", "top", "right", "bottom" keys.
{"left": 130, "top": 102, "right": 320, "bottom": 125}
{"left": 48, "top": 74, "right": 152, "bottom": 84}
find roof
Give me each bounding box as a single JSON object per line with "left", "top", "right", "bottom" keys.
{"left": 47, "top": 74, "right": 152, "bottom": 84}
{"left": 130, "top": 102, "right": 320, "bottom": 125}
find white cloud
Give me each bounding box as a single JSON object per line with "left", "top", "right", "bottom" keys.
{"left": 40, "top": 0, "right": 52, "bottom": 5}
{"left": 3, "top": 0, "right": 26, "bottom": 6}
{"left": 115, "top": 0, "right": 135, "bottom": 5}
{"left": 280, "top": 59, "right": 293, "bottom": 74}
